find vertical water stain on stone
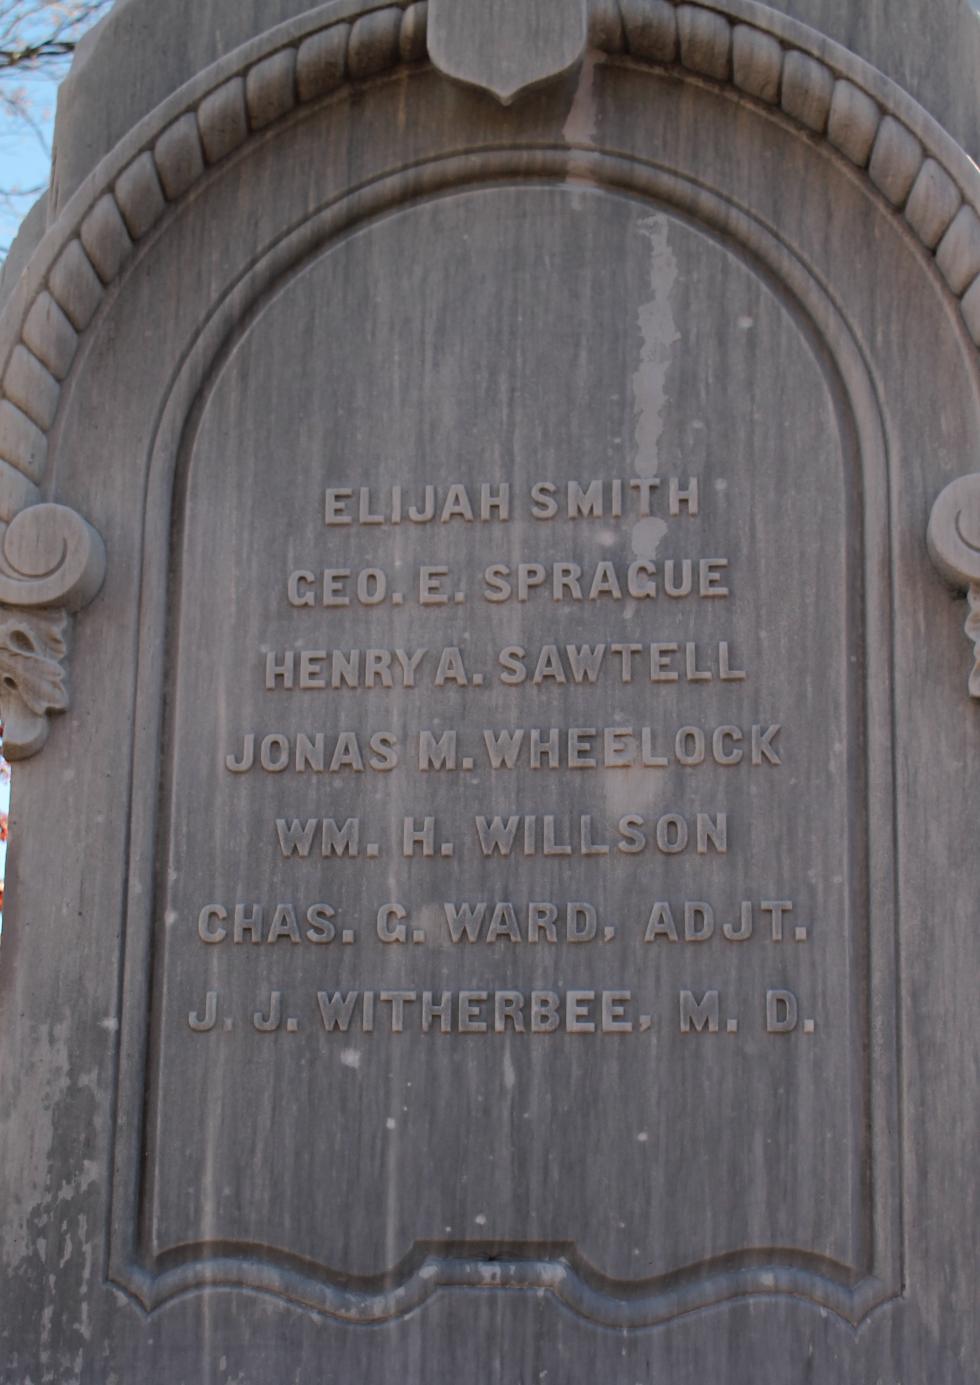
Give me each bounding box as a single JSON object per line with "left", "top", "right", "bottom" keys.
{"left": 630, "top": 214, "right": 680, "bottom": 561}
{"left": 630, "top": 214, "right": 681, "bottom": 479}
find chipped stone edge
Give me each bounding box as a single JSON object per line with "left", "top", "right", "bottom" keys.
{"left": 0, "top": 0, "right": 978, "bottom": 537}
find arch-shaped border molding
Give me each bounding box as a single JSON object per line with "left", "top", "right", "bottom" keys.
{"left": 108, "top": 142, "right": 900, "bottom": 1329}
{"left": 0, "top": 0, "right": 978, "bottom": 751}
{"left": 2, "top": 0, "right": 980, "bottom": 512}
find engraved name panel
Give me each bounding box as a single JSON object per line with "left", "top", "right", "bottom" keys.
{"left": 136, "top": 184, "right": 886, "bottom": 1309}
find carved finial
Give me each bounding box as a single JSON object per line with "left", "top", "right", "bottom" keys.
{"left": 0, "top": 502, "right": 105, "bottom": 758}
{"left": 428, "top": 0, "right": 587, "bottom": 105}
{"left": 927, "top": 473, "right": 980, "bottom": 699}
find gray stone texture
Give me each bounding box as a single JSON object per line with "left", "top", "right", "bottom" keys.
{"left": 44, "top": 0, "right": 980, "bottom": 223}
{"left": 0, "top": 1, "right": 978, "bottom": 1381}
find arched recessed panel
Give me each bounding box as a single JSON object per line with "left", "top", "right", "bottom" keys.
{"left": 12, "top": 0, "right": 980, "bottom": 1368}
{"left": 110, "top": 165, "right": 899, "bottom": 1324}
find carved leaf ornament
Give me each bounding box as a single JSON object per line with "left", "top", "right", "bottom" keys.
{"left": 927, "top": 473, "right": 980, "bottom": 697}
{"left": 0, "top": 610, "right": 68, "bottom": 754}
{"left": 0, "top": 503, "right": 105, "bottom": 758}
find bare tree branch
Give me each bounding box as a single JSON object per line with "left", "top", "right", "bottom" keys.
{"left": 0, "top": 1, "right": 113, "bottom": 253}
{"left": 0, "top": 2, "right": 111, "bottom": 72}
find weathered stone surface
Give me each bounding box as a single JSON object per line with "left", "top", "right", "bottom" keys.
{"left": 0, "top": 400, "right": 46, "bottom": 481}
{"left": 79, "top": 193, "right": 134, "bottom": 284}
{"left": 245, "top": 48, "right": 297, "bottom": 130}
{"left": 347, "top": 6, "right": 404, "bottom": 82}
{"left": 0, "top": 2, "right": 978, "bottom": 1381}
{"left": 962, "top": 272, "right": 980, "bottom": 347}
{"left": 780, "top": 51, "right": 834, "bottom": 132}
{"left": 0, "top": 192, "right": 47, "bottom": 310}
{"left": 47, "top": 240, "right": 104, "bottom": 332}
{"left": 0, "top": 461, "right": 39, "bottom": 522}
{"left": 139, "top": 188, "right": 874, "bottom": 1303}
{"left": 27, "top": 0, "right": 978, "bottom": 258}
{"left": 619, "top": 0, "right": 678, "bottom": 64}
{"left": 198, "top": 77, "right": 249, "bottom": 164}
{"left": 428, "top": 0, "right": 587, "bottom": 103}
{"left": 905, "top": 157, "right": 962, "bottom": 250}
{"left": 937, "top": 204, "right": 980, "bottom": 297}
{"left": 676, "top": 5, "right": 732, "bottom": 80}
{"left": 21, "top": 291, "right": 77, "bottom": 381}
{"left": 868, "top": 114, "right": 924, "bottom": 206}
{"left": 399, "top": 3, "right": 430, "bottom": 65}
{"left": 762, "top": 0, "right": 980, "bottom": 158}
{"left": 296, "top": 25, "right": 350, "bottom": 103}
{"left": 731, "top": 25, "right": 782, "bottom": 104}
{"left": 928, "top": 473, "right": 980, "bottom": 696}
{"left": 114, "top": 150, "right": 167, "bottom": 238}
{"left": 827, "top": 78, "right": 880, "bottom": 166}
{"left": 154, "top": 112, "right": 207, "bottom": 201}
{"left": 2, "top": 346, "right": 60, "bottom": 432}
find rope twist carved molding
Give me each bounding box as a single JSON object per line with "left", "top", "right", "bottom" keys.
{"left": 0, "top": 0, "right": 979, "bottom": 753}
{"left": 0, "top": 0, "right": 977, "bottom": 527}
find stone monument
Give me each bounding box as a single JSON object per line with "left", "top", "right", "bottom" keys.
{"left": 0, "top": 0, "right": 977, "bottom": 1379}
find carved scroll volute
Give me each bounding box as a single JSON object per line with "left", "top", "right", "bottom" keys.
{"left": 0, "top": 503, "right": 106, "bottom": 759}
{"left": 928, "top": 474, "right": 980, "bottom": 699}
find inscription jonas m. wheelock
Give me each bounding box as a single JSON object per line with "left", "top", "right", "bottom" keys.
{"left": 182, "top": 469, "right": 816, "bottom": 1043}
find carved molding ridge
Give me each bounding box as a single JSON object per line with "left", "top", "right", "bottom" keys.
{"left": 0, "top": 1, "right": 976, "bottom": 730}
{"left": 0, "top": 502, "right": 106, "bottom": 758}
{"left": 928, "top": 473, "right": 980, "bottom": 699}
{"left": 112, "top": 1244, "right": 895, "bottom": 1328}
{"left": 0, "top": 0, "right": 978, "bottom": 543}
{"left": 100, "top": 136, "right": 901, "bottom": 1328}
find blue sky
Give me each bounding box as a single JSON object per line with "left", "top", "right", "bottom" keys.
{"left": 0, "top": 0, "right": 112, "bottom": 254}
{"left": 0, "top": 68, "right": 60, "bottom": 250}
{"left": 1, "top": 60, "right": 65, "bottom": 876}
{"left": 0, "top": 76, "right": 56, "bottom": 880}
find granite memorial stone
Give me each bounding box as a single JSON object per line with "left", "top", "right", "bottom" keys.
{"left": 0, "top": 0, "right": 977, "bottom": 1379}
